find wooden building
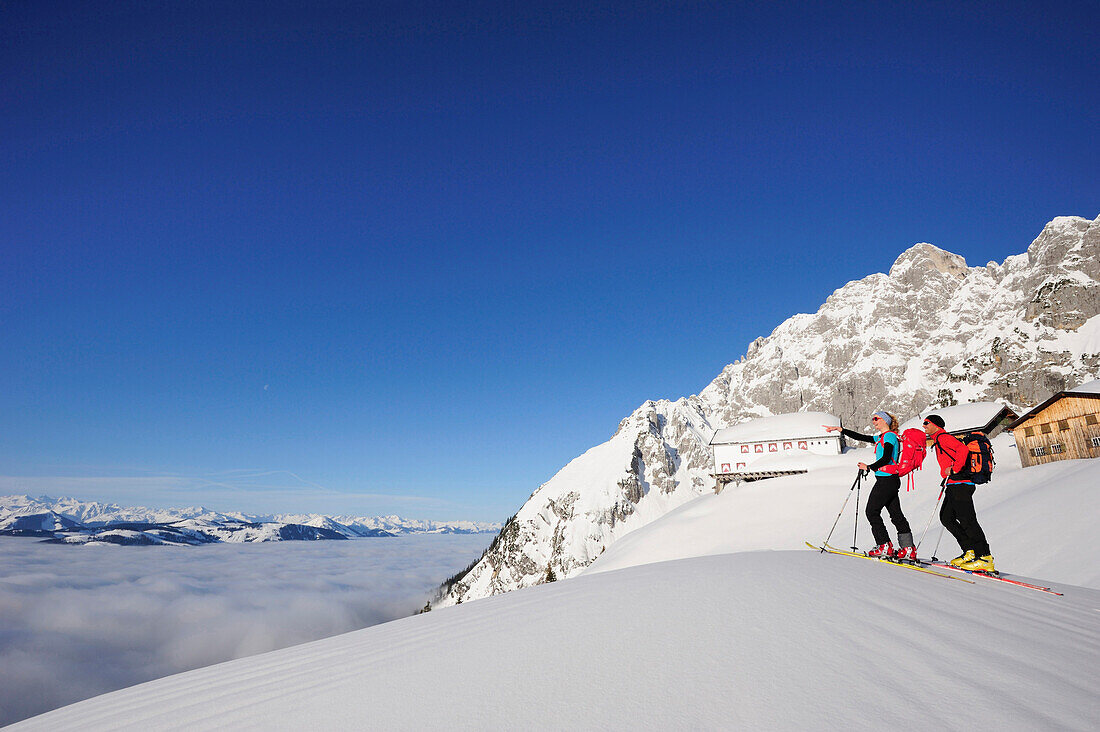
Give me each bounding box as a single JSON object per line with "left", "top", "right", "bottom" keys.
{"left": 1009, "top": 380, "right": 1100, "bottom": 468}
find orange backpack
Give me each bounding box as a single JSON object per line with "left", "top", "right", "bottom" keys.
{"left": 958, "top": 432, "right": 995, "bottom": 484}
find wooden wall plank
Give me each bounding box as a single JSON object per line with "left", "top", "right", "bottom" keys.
{"left": 1011, "top": 394, "right": 1100, "bottom": 468}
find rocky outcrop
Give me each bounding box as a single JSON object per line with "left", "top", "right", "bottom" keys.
{"left": 435, "top": 215, "right": 1100, "bottom": 607}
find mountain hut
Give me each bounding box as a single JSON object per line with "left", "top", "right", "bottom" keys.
{"left": 1008, "top": 380, "right": 1100, "bottom": 468}
{"left": 709, "top": 412, "right": 844, "bottom": 491}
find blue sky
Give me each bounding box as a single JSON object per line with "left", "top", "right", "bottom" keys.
{"left": 2, "top": 1, "right": 1097, "bottom": 521}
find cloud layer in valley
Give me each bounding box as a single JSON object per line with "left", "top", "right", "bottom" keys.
{"left": 0, "top": 534, "right": 489, "bottom": 725}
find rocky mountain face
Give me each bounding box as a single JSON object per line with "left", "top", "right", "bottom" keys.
{"left": 435, "top": 215, "right": 1100, "bottom": 607}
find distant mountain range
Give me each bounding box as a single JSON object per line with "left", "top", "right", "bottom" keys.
{"left": 0, "top": 495, "right": 501, "bottom": 546}
{"left": 436, "top": 214, "right": 1100, "bottom": 607}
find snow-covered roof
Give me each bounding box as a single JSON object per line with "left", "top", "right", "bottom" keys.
{"left": 710, "top": 412, "right": 839, "bottom": 444}
{"left": 1068, "top": 379, "right": 1100, "bottom": 395}
{"left": 899, "top": 402, "right": 1014, "bottom": 433}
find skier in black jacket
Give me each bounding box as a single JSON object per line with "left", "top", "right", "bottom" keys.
{"left": 825, "top": 411, "right": 915, "bottom": 559}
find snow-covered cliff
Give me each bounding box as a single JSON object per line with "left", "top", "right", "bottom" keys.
{"left": 436, "top": 214, "right": 1100, "bottom": 606}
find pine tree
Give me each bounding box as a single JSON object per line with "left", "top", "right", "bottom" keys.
{"left": 545, "top": 564, "right": 557, "bottom": 583}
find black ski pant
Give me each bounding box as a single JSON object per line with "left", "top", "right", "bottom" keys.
{"left": 940, "top": 482, "right": 990, "bottom": 557}
{"left": 865, "top": 474, "right": 911, "bottom": 546}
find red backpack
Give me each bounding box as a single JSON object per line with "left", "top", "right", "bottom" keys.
{"left": 881, "top": 428, "right": 927, "bottom": 490}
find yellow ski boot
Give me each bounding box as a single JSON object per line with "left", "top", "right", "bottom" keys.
{"left": 960, "top": 554, "right": 995, "bottom": 572}
{"left": 950, "top": 550, "right": 975, "bottom": 568}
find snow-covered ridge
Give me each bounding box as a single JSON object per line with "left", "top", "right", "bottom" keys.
{"left": 0, "top": 495, "right": 501, "bottom": 545}
{"left": 436, "top": 214, "right": 1100, "bottom": 607}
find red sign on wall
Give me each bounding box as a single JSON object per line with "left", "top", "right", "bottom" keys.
{"left": 769, "top": 443, "right": 778, "bottom": 452}
{"left": 798, "top": 441, "right": 808, "bottom": 450}
{"left": 736, "top": 462, "right": 746, "bottom": 469}
{"left": 721, "top": 463, "right": 730, "bottom": 472}
{"left": 783, "top": 442, "right": 793, "bottom": 450}
{"left": 754, "top": 444, "right": 764, "bottom": 453}
{"left": 741, "top": 445, "right": 750, "bottom": 454}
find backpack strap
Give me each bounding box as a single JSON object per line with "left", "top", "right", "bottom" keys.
{"left": 933, "top": 431, "right": 959, "bottom": 460}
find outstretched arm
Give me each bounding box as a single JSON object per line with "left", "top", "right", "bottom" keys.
{"left": 843, "top": 428, "right": 874, "bottom": 443}
{"left": 823, "top": 424, "right": 873, "bottom": 442}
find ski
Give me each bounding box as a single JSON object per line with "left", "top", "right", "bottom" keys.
{"left": 921, "top": 561, "right": 1063, "bottom": 596}
{"left": 806, "top": 542, "right": 974, "bottom": 583}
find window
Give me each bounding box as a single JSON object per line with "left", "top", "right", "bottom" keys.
{"left": 1092, "top": 437, "right": 1100, "bottom": 448}
{"left": 1086, "top": 414, "right": 1099, "bottom": 425}
{"left": 1051, "top": 444, "right": 1064, "bottom": 454}
{"left": 1040, "top": 423, "right": 1052, "bottom": 434}
{"left": 1057, "top": 420, "right": 1069, "bottom": 430}
{"left": 1032, "top": 446, "right": 1047, "bottom": 457}
{"left": 1024, "top": 426, "right": 1034, "bottom": 437}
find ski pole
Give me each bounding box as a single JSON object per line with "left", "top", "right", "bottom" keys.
{"left": 930, "top": 479, "right": 948, "bottom": 561}
{"left": 931, "top": 525, "right": 947, "bottom": 562}
{"left": 850, "top": 469, "right": 865, "bottom": 552}
{"left": 821, "top": 469, "right": 865, "bottom": 549}
{"left": 916, "top": 485, "right": 945, "bottom": 552}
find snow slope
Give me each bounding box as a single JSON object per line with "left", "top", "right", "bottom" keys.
{"left": 12, "top": 552, "right": 1098, "bottom": 731}
{"left": 12, "top": 440, "right": 1100, "bottom": 730}
{"left": 588, "top": 434, "right": 1100, "bottom": 589}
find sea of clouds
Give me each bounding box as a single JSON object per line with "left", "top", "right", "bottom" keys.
{"left": 0, "top": 534, "right": 491, "bottom": 725}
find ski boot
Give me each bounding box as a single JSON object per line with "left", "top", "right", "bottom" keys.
{"left": 894, "top": 545, "right": 917, "bottom": 563}
{"left": 950, "top": 550, "right": 975, "bottom": 568}
{"left": 867, "top": 542, "right": 894, "bottom": 558}
{"left": 959, "top": 554, "right": 995, "bottom": 573}
{"left": 894, "top": 533, "right": 916, "bottom": 563}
